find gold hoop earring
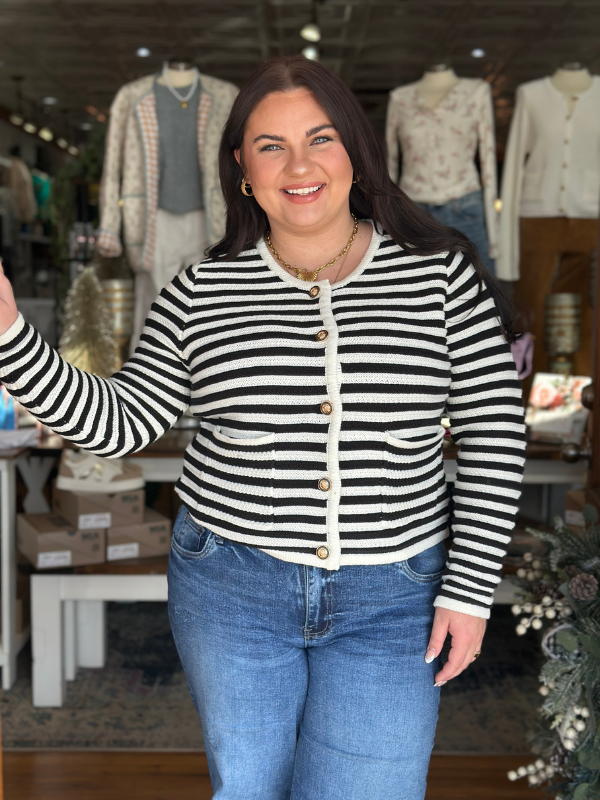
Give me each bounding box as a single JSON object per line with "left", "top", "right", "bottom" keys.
{"left": 241, "top": 179, "right": 253, "bottom": 197}
{"left": 352, "top": 174, "right": 361, "bottom": 184}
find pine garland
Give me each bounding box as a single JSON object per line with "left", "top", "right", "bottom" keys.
{"left": 508, "top": 506, "right": 600, "bottom": 799}
{"left": 58, "top": 267, "right": 117, "bottom": 378}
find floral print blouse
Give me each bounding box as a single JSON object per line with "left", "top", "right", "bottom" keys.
{"left": 386, "top": 78, "right": 498, "bottom": 257}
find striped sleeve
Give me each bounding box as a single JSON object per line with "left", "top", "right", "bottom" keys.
{"left": 0, "top": 277, "right": 191, "bottom": 457}
{"left": 434, "top": 253, "right": 526, "bottom": 619}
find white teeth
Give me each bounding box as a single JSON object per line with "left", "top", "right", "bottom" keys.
{"left": 284, "top": 185, "right": 323, "bottom": 195}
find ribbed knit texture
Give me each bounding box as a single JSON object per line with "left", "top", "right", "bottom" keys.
{"left": 0, "top": 230, "right": 526, "bottom": 618}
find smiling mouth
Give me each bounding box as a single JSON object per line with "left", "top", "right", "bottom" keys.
{"left": 282, "top": 184, "right": 325, "bottom": 195}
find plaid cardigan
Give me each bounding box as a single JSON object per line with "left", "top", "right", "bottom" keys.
{"left": 96, "top": 72, "right": 238, "bottom": 272}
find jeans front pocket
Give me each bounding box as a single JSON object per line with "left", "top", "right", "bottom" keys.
{"left": 171, "top": 507, "right": 217, "bottom": 560}
{"left": 400, "top": 540, "right": 447, "bottom": 583}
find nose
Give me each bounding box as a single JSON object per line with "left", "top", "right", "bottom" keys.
{"left": 285, "top": 145, "right": 315, "bottom": 178}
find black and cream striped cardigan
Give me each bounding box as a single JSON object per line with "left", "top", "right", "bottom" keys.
{"left": 0, "top": 228, "right": 526, "bottom": 618}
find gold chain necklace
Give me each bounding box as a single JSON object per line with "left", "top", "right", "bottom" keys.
{"left": 266, "top": 215, "right": 359, "bottom": 282}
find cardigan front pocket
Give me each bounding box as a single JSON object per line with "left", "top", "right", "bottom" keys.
{"left": 381, "top": 428, "right": 448, "bottom": 530}
{"left": 190, "top": 425, "right": 275, "bottom": 532}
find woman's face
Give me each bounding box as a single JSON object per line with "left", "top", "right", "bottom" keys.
{"left": 235, "top": 88, "right": 354, "bottom": 234}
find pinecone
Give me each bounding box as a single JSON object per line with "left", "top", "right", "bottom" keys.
{"left": 568, "top": 573, "right": 599, "bottom": 601}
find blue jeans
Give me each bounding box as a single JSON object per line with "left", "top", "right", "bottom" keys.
{"left": 417, "top": 189, "right": 495, "bottom": 274}
{"left": 168, "top": 506, "right": 444, "bottom": 800}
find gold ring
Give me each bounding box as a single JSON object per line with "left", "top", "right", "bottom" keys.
{"left": 473, "top": 651, "right": 481, "bottom": 659}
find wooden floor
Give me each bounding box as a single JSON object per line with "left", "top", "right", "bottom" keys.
{"left": 2, "top": 752, "right": 545, "bottom": 799}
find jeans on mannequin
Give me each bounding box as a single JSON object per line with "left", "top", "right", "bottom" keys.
{"left": 130, "top": 208, "right": 206, "bottom": 355}
{"left": 416, "top": 190, "right": 495, "bottom": 274}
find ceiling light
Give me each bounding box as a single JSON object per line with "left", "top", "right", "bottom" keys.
{"left": 471, "top": 48, "right": 485, "bottom": 58}
{"left": 68, "top": 145, "right": 79, "bottom": 156}
{"left": 300, "top": 23, "right": 321, "bottom": 42}
{"left": 23, "top": 122, "right": 37, "bottom": 134}
{"left": 57, "top": 138, "right": 68, "bottom": 149}
{"left": 38, "top": 127, "right": 53, "bottom": 142}
{"left": 136, "top": 47, "right": 151, "bottom": 58}
{"left": 301, "top": 45, "right": 319, "bottom": 61}
{"left": 79, "top": 122, "right": 93, "bottom": 131}
{"left": 9, "top": 113, "right": 23, "bottom": 126}
{"left": 42, "top": 96, "right": 58, "bottom": 105}
{"left": 97, "top": 113, "right": 107, "bottom": 123}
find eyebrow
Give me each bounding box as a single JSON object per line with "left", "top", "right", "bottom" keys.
{"left": 253, "top": 124, "right": 336, "bottom": 144}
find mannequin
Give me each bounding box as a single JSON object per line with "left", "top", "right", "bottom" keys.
{"left": 551, "top": 63, "right": 593, "bottom": 103}
{"left": 386, "top": 63, "right": 498, "bottom": 272}
{"left": 96, "top": 58, "right": 239, "bottom": 351}
{"left": 498, "top": 62, "right": 600, "bottom": 392}
{"left": 418, "top": 64, "right": 460, "bottom": 110}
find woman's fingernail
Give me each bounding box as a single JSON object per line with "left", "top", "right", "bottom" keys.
{"left": 434, "top": 680, "right": 447, "bottom": 687}
{"left": 424, "top": 648, "right": 437, "bottom": 663}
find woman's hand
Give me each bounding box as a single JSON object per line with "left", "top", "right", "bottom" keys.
{"left": 0, "top": 259, "right": 19, "bottom": 335}
{"left": 425, "top": 606, "right": 486, "bottom": 686}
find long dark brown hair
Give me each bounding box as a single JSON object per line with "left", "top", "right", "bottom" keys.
{"left": 208, "top": 55, "right": 517, "bottom": 342}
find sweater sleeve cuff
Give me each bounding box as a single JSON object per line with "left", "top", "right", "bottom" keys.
{"left": 96, "top": 230, "right": 122, "bottom": 257}
{"left": 0, "top": 313, "right": 26, "bottom": 347}
{"left": 433, "top": 594, "right": 491, "bottom": 620}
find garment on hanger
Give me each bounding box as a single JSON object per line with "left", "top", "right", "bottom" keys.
{"left": 8, "top": 157, "right": 37, "bottom": 224}
{"left": 386, "top": 78, "right": 498, "bottom": 262}
{"left": 96, "top": 71, "right": 238, "bottom": 271}
{"left": 498, "top": 77, "right": 600, "bottom": 281}
{"left": 514, "top": 217, "right": 595, "bottom": 399}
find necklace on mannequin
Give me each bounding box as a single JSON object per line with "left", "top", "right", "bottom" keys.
{"left": 266, "top": 215, "right": 359, "bottom": 282}
{"left": 161, "top": 62, "right": 199, "bottom": 109}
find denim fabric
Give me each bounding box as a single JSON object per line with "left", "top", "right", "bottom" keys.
{"left": 417, "top": 189, "right": 495, "bottom": 274}
{"left": 168, "top": 505, "right": 444, "bottom": 800}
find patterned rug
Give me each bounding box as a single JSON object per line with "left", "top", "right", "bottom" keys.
{"left": 1, "top": 603, "right": 543, "bottom": 752}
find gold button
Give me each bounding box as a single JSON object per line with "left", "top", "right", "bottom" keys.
{"left": 316, "top": 330, "right": 328, "bottom": 342}
{"left": 317, "top": 546, "right": 329, "bottom": 559}
{"left": 563, "top": 163, "right": 568, "bottom": 168}
{"left": 318, "top": 478, "right": 331, "bottom": 491}
{"left": 560, "top": 186, "right": 565, "bottom": 191}
{"left": 564, "top": 139, "right": 569, "bottom": 145}
{"left": 309, "top": 286, "right": 321, "bottom": 298}
{"left": 320, "top": 401, "right": 333, "bottom": 415}
{"left": 559, "top": 207, "right": 565, "bottom": 213}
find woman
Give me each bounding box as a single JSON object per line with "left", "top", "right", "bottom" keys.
{"left": 0, "top": 57, "right": 525, "bottom": 799}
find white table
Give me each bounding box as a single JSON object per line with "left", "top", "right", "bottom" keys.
{"left": 25, "top": 449, "right": 588, "bottom": 707}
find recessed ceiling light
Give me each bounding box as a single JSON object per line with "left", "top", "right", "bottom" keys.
{"left": 97, "top": 113, "right": 107, "bottom": 123}
{"left": 42, "top": 96, "right": 58, "bottom": 105}
{"left": 79, "top": 122, "right": 93, "bottom": 131}
{"left": 301, "top": 45, "right": 319, "bottom": 61}
{"left": 136, "top": 47, "right": 151, "bottom": 58}
{"left": 57, "top": 138, "right": 68, "bottom": 149}
{"left": 38, "top": 127, "right": 53, "bottom": 141}
{"left": 300, "top": 23, "right": 321, "bottom": 43}
{"left": 9, "top": 113, "right": 23, "bottom": 126}
{"left": 471, "top": 48, "right": 485, "bottom": 58}
{"left": 68, "top": 145, "right": 79, "bottom": 156}
{"left": 23, "top": 122, "right": 37, "bottom": 134}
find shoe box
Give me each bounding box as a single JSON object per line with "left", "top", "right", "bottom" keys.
{"left": 17, "top": 513, "right": 106, "bottom": 569}
{"left": 107, "top": 508, "right": 172, "bottom": 561}
{"left": 52, "top": 485, "right": 145, "bottom": 530}
{"left": 52, "top": 484, "right": 172, "bottom": 562}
